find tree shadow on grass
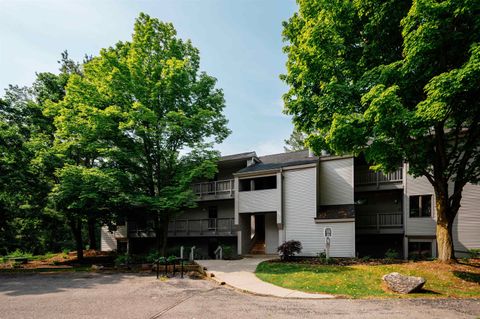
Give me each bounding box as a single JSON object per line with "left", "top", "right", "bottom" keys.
{"left": 453, "top": 271, "right": 480, "bottom": 283}
{"left": 0, "top": 272, "right": 143, "bottom": 296}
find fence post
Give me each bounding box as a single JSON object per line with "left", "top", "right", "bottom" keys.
{"left": 189, "top": 246, "right": 196, "bottom": 261}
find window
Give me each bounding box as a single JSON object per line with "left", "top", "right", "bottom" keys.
{"left": 409, "top": 195, "right": 432, "bottom": 217}
{"left": 408, "top": 241, "right": 432, "bottom": 259}
{"left": 239, "top": 176, "right": 277, "bottom": 191}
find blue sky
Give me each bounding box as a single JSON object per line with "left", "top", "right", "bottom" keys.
{"left": 0, "top": 0, "right": 298, "bottom": 156}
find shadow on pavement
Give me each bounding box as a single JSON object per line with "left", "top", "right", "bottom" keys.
{"left": 0, "top": 272, "right": 143, "bottom": 296}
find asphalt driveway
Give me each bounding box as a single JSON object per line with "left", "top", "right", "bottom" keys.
{"left": 0, "top": 272, "right": 479, "bottom": 319}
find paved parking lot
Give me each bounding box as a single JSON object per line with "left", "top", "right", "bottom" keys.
{"left": 0, "top": 272, "right": 479, "bottom": 319}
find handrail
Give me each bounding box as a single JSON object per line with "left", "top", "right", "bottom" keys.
{"left": 355, "top": 167, "right": 403, "bottom": 186}
{"left": 169, "top": 217, "right": 234, "bottom": 235}
{"left": 356, "top": 212, "right": 403, "bottom": 229}
{"left": 192, "top": 179, "right": 235, "bottom": 197}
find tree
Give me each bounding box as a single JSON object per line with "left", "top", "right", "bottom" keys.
{"left": 54, "top": 13, "right": 230, "bottom": 255}
{"left": 282, "top": 0, "right": 480, "bottom": 262}
{"left": 284, "top": 129, "right": 306, "bottom": 152}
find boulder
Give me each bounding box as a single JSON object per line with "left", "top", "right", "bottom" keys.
{"left": 91, "top": 264, "right": 104, "bottom": 270}
{"left": 187, "top": 271, "right": 204, "bottom": 280}
{"left": 382, "top": 272, "right": 426, "bottom": 294}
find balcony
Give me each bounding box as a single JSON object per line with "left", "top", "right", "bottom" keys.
{"left": 355, "top": 167, "right": 403, "bottom": 191}
{"left": 356, "top": 212, "right": 403, "bottom": 234}
{"left": 168, "top": 218, "right": 235, "bottom": 237}
{"left": 192, "top": 179, "right": 235, "bottom": 201}
{"left": 238, "top": 188, "right": 279, "bottom": 213}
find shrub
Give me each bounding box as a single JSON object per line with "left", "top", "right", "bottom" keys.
{"left": 7, "top": 249, "right": 33, "bottom": 259}
{"left": 385, "top": 248, "right": 399, "bottom": 260}
{"left": 361, "top": 255, "right": 372, "bottom": 262}
{"left": 114, "top": 254, "right": 131, "bottom": 266}
{"left": 317, "top": 251, "right": 332, "bottom": 264}
{"left": 468, "top": 249, "right": 480, "bottom": 259}
{"left": 278, "top": 240, "right": 302, "bottom": 261}
{"left": 222, "top": 245, "right": 235, "bottom": 259}
{"left": 146, "top": 250, "right": 162, "bottom": 263}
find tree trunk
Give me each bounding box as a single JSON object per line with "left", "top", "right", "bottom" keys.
{"left": 69, "top": 218, "right": 84, "bottom": 261}
{"left": 160, "top": 214, "right": 169, "bottom": 257}
{"left": 87, "top": 217, "right": 97, "bottom": 251}
{"left": 435, "top": 194, "right": 456, "bottom": 263}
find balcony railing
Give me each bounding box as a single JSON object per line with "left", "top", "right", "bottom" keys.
{"left": 168, "top": 218, "right": 235, "bottom": 236}
{"left": 192, "top": 179, "right": 234, "bottom": 199}
{"left": 356, "top": 212, "right": 403, "bottom": 230}
{"left": 355, "top": 167, "right": 403, "bottom": 186}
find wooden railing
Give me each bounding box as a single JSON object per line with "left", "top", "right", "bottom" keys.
{"left": 192, "top": 179, "right": 234, "bottom": 198}
{"left": 168, "top": 218, "right": 235, "bottom": 236}
{"left": 356, "top": 212, "right": 403, "bottom": 230}
{"left": 355, "top": 167, "right": 403, "bottom": 186}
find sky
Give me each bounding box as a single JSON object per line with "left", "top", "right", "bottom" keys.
{"left": 0, "top": 0, "right": 298, "bottom": 156}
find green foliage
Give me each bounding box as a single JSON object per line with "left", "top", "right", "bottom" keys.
{"left": 6, "top": 249, "right": 33, "bottom": 259}
{"left": 384, "top": 248, "right": 399, "bottom": 260}
{"left": 221, "top": 245, "right": 235, "bottom": 259}
{"left": 114, "top": 253, "right": 131, "bottom": 266}
{"left": 317, "top": 252, "right": 333, "bottom": 264}
{"left": 278, "top": 240, "right": 303, "bottom": 261}
{"left": 284, "top": 129, "right": 306, "bottom": 152}
{"left": 256, "top": 260, "right": 480, "bottom": 298}
{"left": 468, "top": 249, "right": 480, "bottom": 259}
{"left": 282, "top": 0, "right": 480, "bottom": 261}
{"left": 146, "top": 250, "right": 162, "bottom": 263}
{"left": 360, "top": 255, "right": 372, "bottom": 262}
{"left": 48, "top": 13, "right": 230, "bottom": 255}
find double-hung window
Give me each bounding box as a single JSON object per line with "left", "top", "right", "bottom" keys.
{"left": 409, "top": 195, "right": 432, "bottom": 217}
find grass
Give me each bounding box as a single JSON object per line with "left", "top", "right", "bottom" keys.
{"left": 256, "top": 259, "right": 480, "bottom": 298}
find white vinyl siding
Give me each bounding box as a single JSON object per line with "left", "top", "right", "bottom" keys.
{"left": 100, "top": 226, "right": 117, "bottom": 251}
{"left": 238, "top": 188, "right": 280, "bottom": 213}
{"left": 319, "top": 158, "right": 354, "bottom": 205}
{"left": 284, "top": 167, "right": 355, "bottom": 257}
{"left": 453, "top": 183, "right": 480, "bottom": 254}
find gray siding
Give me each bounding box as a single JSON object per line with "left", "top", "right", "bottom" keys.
{"left": 177, "top": 200, "right": 234, "bottom": 220}
{"left": 319, "top": 158, "right": 354, "bottom": 205}
{"left": 453, "top": 183, "right": 480, "bottom": 253}
{"left": 405, "top": 163, "right": 480, "bottom": 254}
{"left": 284, "top": 167, "right": 355, "bottom": 257}
{"left": 405, "top": 167, "right": 436, "bottom": 236}
{"left": 265, "top": 213, "right": 279, "bottom": 254}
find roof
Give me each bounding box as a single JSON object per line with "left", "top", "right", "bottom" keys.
{"left": 259, "top": 150, "right": 317, "bottom": 164}
{"left": 219, "top": 151, "right": 257, "bottom": 162}
{"left": 236, "top": 158, "right": 318, "bottom": 174}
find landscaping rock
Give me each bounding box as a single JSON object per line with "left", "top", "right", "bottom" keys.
{"left": 187, "top": 271, "right": 204, "bottom": 280}
{"left": 91, "top": 264, "right": 104, "bottom": 270}
{"left": 382, "top": 272, "right": 426, "bottom": 294}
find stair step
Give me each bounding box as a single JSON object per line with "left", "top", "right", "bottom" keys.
{"left": 250, "top": 242, "right": 266, "bottom": 254}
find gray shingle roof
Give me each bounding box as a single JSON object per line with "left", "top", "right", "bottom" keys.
{"left": 220, "top": 151, "right": 257, "bottom": 162}
{"left": 236, "top": 158, "right": 318, "bottom": 174}
{"left": 259, "top": 150, "right": 317, "bottom": 164}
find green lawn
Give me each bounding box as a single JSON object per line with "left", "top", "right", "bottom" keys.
{"left": 256, "top": 260, "right": 480, "bottom": 298}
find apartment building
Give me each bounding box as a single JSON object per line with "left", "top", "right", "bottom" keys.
{"left": 101, "top": 150, "right": 480, "bottom": 259}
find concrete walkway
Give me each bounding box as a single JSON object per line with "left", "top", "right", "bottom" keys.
{"left": 198, "top": 257, "right": 334, "bottom": 299}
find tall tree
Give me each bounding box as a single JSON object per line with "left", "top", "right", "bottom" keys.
{"left": 284, "top": 129, "right": 306, "bottom": 152}
{"left": 282, "top": 0, "right": 480, "bottom": 262}
{"left": 54, "top": 13, "right": 230, "bottom": 255}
